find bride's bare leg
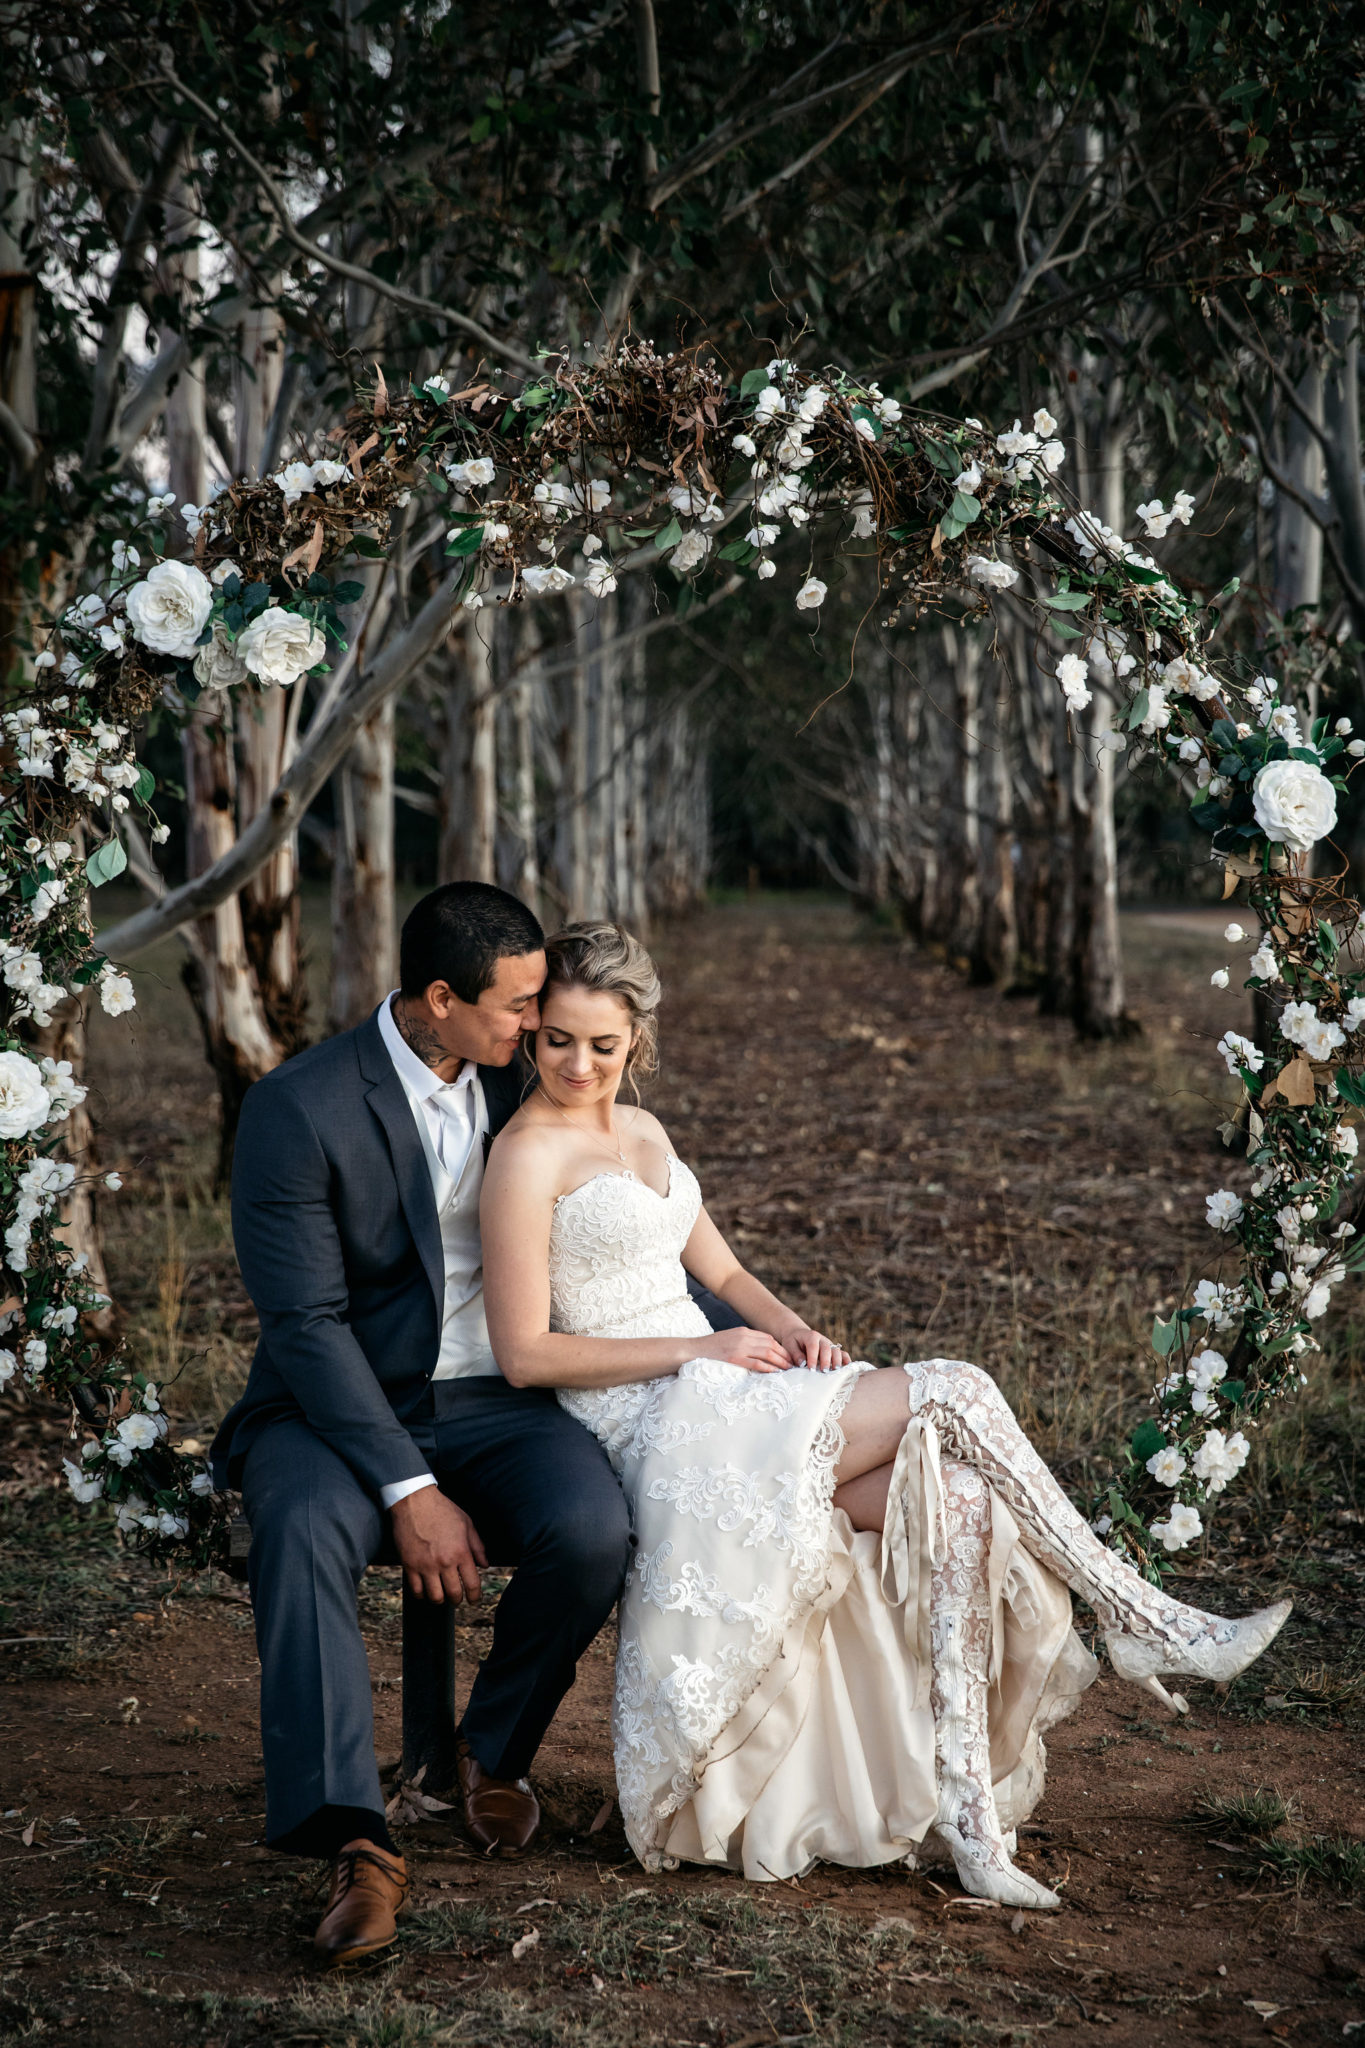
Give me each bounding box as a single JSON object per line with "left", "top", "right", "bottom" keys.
{"left": 838, "top": 1361, "right": 1289, "bottom": 1698}
{"left": 831, "top": 1461, "right": 893, "bottom": 1532}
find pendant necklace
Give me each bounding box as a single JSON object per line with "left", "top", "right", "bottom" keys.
{"left": 536, "top": 1083, "right": 627, "bottom": 1166}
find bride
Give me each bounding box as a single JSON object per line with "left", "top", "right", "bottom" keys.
{"left": 480, "top": 923, "right": 1289, "bottom": 1908}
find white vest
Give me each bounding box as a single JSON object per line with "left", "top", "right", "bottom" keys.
{"left": 409, "top": 1077, "right": 500, "bottom": 1380}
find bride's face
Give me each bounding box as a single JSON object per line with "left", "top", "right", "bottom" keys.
{"left": 532, "top": 983, "right": 637, "bottom": 1106}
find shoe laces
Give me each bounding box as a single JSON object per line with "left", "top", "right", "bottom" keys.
{"left": 330, "top": 1845, "right": 406, "bottom": 1904}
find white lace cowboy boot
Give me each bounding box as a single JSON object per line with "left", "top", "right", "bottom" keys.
{"left": 929, "top": 1462, "right": 1060, "bottom": 1911}
{"left": 902, "top": 1361, "right": 1291, "bottom": 1714}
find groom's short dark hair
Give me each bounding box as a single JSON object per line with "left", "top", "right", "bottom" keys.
{"left": 400, "top": 882, "right": 545, "bottom": 1004}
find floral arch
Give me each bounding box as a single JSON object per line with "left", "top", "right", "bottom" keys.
{"left": 3, "top": 339, "right": 1360, "bottom": 1576}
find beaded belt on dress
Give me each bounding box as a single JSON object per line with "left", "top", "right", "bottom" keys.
{"left": 572, "top": 1294, "right": 701, "bottom": 1337}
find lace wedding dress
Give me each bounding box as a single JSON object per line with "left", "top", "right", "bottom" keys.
{"left": 550, "top": 1155, "right": 1097, "bottom": 1882}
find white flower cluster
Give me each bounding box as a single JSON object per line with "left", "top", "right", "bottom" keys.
{"left": 272, "top": 458, "right": 348, "bottom": 505}
{"left": 993, "top": 409, "right": 1066, "bottom": 480}
{"left": 1135, "top": 491, "right": 1195, "bottom": 539}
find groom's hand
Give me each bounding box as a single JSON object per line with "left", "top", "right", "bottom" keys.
{"left": 390, "top": 1487, "right": 488, "bottom": 1604}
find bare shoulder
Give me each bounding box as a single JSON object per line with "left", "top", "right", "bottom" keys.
{"left": 484, "top": 1113, "right": 572, "bottom": 1192}
{"left": 620, "top": 1104, "right": 675, "bottom": 1153}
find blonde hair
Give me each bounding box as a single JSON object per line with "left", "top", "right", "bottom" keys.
{"left": 540, "top": 922, "right": 662, "bottom": 1086}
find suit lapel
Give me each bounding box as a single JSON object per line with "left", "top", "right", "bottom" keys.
{"left": 356, "top": 1010, "right": 445, "bottom": 1318}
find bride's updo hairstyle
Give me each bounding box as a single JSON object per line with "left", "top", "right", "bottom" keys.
{"left": 540, "top": 922, "right": 662, "bottom": 1089}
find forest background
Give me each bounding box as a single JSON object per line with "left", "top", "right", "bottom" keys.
{"left": 8, "top": 0, "right": 1365, "bottom": 1132}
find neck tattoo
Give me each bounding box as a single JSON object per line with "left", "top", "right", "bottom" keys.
{"left": 394, "top": 996, "right": 456, "bottom": 1075}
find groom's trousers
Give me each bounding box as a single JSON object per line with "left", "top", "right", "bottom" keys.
{"left": 241, "top": 1378, "right": 632, "bottom": 1851}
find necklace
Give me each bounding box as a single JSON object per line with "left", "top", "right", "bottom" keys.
{"left": 535, "top": 1083, "right": 627, "bottom": 1166}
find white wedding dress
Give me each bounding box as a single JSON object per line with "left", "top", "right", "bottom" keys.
{"left": 549, "top": 1154, "right": 1097, "bottom": 1880}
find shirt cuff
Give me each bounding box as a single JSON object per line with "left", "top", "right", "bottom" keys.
{"left": 380, "top": 1473, "right": 439, "bottom": 1511}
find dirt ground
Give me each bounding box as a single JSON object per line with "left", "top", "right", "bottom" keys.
{"left": 2, "top": 898, "right": 1363, "bottom": 2047}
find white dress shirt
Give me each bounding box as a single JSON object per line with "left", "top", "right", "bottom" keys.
{"left": 375, "top": 993, "right": 496, "bottom": 1510}
{"left": 377, "top": 988, "right": 482, "bottom": 1185}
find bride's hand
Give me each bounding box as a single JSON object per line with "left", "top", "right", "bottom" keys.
{"left": 706, "top": 1326, "right": 800, "bottom": 1374}
{"left": 781, "top": 1325, "right": 851, "bottom": 1372}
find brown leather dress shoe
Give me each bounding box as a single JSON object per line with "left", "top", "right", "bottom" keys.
{"left": 456, "top": 1737, "right": 540, "bottom": 1857}
{"left": 313, "top": 1839, "right": 410, "bottom": 1966}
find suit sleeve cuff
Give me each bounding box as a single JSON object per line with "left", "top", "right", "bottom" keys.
{"left": 380, "top": 1473, "right": 439, "bottom": 1511}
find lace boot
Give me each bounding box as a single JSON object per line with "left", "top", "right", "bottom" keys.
{"left": 929, "top": 1462, "right": 1060, "bottom": 1911}
{"left": 903, "top": 1360, "right": 1291, "bottom": 1713}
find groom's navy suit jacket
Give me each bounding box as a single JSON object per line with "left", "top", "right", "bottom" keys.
{"left": 212, "top": 1006, "right": 528, "bottom": 1499}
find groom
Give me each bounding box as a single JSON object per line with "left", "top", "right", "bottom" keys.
{"left": 212, "top": 882, "right": 634, "bottom": 1965}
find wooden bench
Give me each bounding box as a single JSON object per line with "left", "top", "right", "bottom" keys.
{"left": 227, "top": 1511, "right": 492, "bottom": 1796}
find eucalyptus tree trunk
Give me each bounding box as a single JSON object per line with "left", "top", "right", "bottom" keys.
{"left": 1273, "top": 361, "right": 1325, "bottom": 622}
{"left": 438, "top": 624, "right": 497, "bottom": 884}
{"left": 622, "top": 579, "right": 651, "bottom": 934}
{"left": 1064, "top": 372, "right": 1134, "bottom": 1037}
{"left": 0, "top": 109, "right": 38, "bottom": 655}
{"left": 560, "top": 590, "right": 592, "bottom": 918}
{"left": 182, "top": 697, "right": 286, "bottom": 1182}
{"left": 1322, "top": 303, "right": 1365, "bottom": 648}
{"left": 164, "top": 173, "right": 289, "bottom": 1170}
{"left": 329, "top": 697, "right": 396, "bottom": 1031}
{"left": 508, "top": 611, "right": 542, "bottom": 911}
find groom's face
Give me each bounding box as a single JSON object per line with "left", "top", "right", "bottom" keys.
{"left": 423, "top": 949, "right": 546, "bottom": 1068}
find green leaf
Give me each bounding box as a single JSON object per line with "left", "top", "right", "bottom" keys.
{"left": 1130, "top": 1419, "right": 1165, "bottom": 1464}
{"left": 1221, "top": 1380, "right": 1246, "bottom": 1407}
{"left": 134, "top": 766, "right": 155, "bottom": 805}
{"left": 351, "top": 535, "right": 386, "bottom": 559}
{"left": 923, "top": 438, "right": 959, "bottom": 475}
{"left": 1333, "top": 1070, "right": 1365, "bottom": 1109}
{"left": 243, "top": 582, "right": 271, "bottom": 617}
{"left": 332, "top": 581, "right": 365, "bottom": 604}
{"left": 1256, "top": 1331, "right": 1299, "bottom": 1358}
{"left": 948, "top": 489, "right": 980, "bottom": 526}
{"left": 86, "top": 838, "right": 127, "bottom": 888}
{"left": 654, "top": 516, "right": 683, "bottom": 552}
{"left": 1126, "top": 689, "right": 1150, "bottom": 731}
{"left": 519, "top": 383, "right": 551, "bottom": 409}
{"left": 717, "top": 539, "right": 756, "bottom": 563}
{"left": 1152, "top": 1316, "right": 1179, "bottom": 1357}
{"left": 444, "top": 525, "right": 484, "bottom": 558}
{"left": 739, "top": 368, "right": 771, "bottom": 398}
{"left": 1044, "top": 590, "right": 1092, "bottom": 611}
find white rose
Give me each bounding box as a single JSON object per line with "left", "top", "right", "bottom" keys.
{"left": 116, "top": 1413, "right": 159, "bottom": 1451}
{"left": 309, "top": 459, "right": 348, "bottom": 489}
{"left": 0, "top": 1051, "right": 53, "bottom": 1139}
{"left": 1146, "top": 1446, "right": 1186, "bottom": 1487}
{"left": 1252, "top": 758, "right": 1338, "bottom": 852}
{"left": 273, "top": 460, "right": 317, "bottom": 503}
{"left": 967, "top": 554, "right": 1019, "bottom": 591}
{"left": 795, "top": 576, "right": 827, "bottom": 611}
{"left": 1204, "top": 1189, "right": 1243, "bottom": 1231}
{"left": 99, "top": 973, "right": 136, "bottom": 1017}
{"left": 522, "top": 564, "right": 575, "bottom": 595}
{"left": 193, "top": 623, "right": 250, "bottom": 691}
{"left": 237, "top": 608, "right": 327, "bottom": 687}
{"left": 1149, "top": 1501, "right": 1203, "bottom": 1552}
{"left": 669, "top": 529, "right": 711, "bottom": 575}
{"left": 125, "top": 561, "right": 213, "bottom": 659}
{"left": 64, "top": 1458, "right": 103, "bottom": 1504}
